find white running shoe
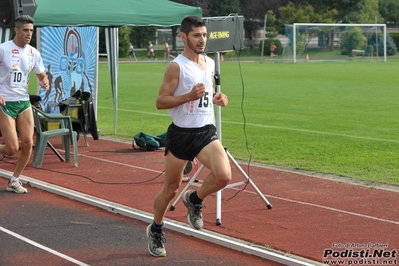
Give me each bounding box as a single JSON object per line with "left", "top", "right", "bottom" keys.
{"left": 6, "top": 181, "right": 28, "bottom": 194}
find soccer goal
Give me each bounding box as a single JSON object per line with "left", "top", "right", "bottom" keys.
{"left": 282, "top": 23, "right": 387, "bottom": 63}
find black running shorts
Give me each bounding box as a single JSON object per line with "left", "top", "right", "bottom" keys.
{"left": 165, "top": 123, "right": 219, "bottom": 161}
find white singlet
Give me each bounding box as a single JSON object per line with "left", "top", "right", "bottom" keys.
{"left": 169, "top": 54, "right": 215, "bottom": 128}
{"left": 0, "top": 40, "right": 45, "bottom": 101}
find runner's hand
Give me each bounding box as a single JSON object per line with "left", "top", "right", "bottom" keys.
{"left": 190, "top": 83, "right": 206, "bottom": 100}
{"left": 39, "top": 78, "right": 49, "bottom": 90}
{"left": 213, "top": 92, "right": 228, "bottom": 107}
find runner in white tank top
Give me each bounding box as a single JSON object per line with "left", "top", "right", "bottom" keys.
{"left": 148, "top": 16, "right": 231, "bottom": 258}
{"left": 168, "top": 54, "right": 215, "bottom": 128}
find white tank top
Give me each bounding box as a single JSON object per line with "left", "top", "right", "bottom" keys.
{"left": 169, "top": 54, "right": 215, "bottom": 128}
{"left": 0, "top": 40, "right": 45, "bottom": 101}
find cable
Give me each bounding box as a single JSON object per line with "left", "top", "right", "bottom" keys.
{"left": 0, "top": 155, "right": 165, "bottom": 185}
{"left": 223, "top": 46, "right": 252, "bottom": 202}
{"left": 238, "top": 48, "right": 253, "bottom": 175}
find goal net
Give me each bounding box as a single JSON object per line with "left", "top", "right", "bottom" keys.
{"left": 282, "top": 23, "right": 387, "bottom": 63}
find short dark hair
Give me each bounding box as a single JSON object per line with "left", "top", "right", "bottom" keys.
{"left": 15, "top": 15, "right": 34, "bottom": 28}
{"left": 180, "top": 16, "right": 206, "bottom": 35}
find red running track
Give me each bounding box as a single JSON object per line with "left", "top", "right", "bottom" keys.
{"left": 1, "top": 137, "right": 398, "bottom": 265}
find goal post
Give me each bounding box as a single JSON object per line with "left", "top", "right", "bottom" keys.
{"left": 282, "top": 23, "right": 387, "bottom": 63}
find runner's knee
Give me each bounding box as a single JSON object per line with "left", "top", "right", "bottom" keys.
{"left": 214, "top": 170, "right": 232, "bottom": 188}
{"left": 20, "top": 138, "right": 33, "bottom": 149}
{"left": 162, "top": 184, "right": 181, "bottom": 200}
{"left": 1, "top": 144, "right": 19, "bottom": 156}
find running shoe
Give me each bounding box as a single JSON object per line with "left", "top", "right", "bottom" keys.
{"left": 146, "top": 224, "right": 166, "bottom": 257}
{"left": 183, "top": 190, "right": 203, "bottom": 230}
{"left": 6, "top": 180, "right": 28, "bottom": 194}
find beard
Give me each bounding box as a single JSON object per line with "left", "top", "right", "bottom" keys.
{"left": 187, "top": 38, "right": 205, "bottom": 54}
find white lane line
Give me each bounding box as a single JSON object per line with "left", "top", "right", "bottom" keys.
{"left": 69, "top": 156, "right": 399, "bottom": 225}
{"left": 79, "top": 154, "right": 163, "bottom": 173}
{"left": 0, "top": 226, "right": 89, "bottom": 266}
{"left": 264, "top": 193, "right": 399, "bottom": 225}
{"left": 0, "top": 172, "right": 394, "bottom": 265}
{"left": 226, "top": 121, "right": 399, "bottom": 144}
{"left": 17, "top": 177, "right": 321, "bottom": 266}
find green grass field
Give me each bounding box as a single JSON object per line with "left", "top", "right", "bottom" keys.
{"left": 31, "top": 59, "right": 399, "bottom": 186}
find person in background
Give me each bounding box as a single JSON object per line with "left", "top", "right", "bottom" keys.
{"left": 147, "top": 41, "right": 156, "bottom": 60}
{"left": 146, "top": 15, "right": 231, "bottom": 257}
{"left": 163, "top": 41, "right": 170, "bottom": 61}
{"left": 0, "top": 15, "right": 49, "bottom": 193}
{"left": 270, "top": 42, "right": 277, "bottom": 57}
{"left": 128, "top": 42, "right": 137, "bottom": 61}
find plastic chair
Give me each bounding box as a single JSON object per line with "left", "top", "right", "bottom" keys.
{"left": 31, "top": 106, "right": 78, "bottom": 168}
{"left": 64, "top": 103, "right": 89, "bottom": 146}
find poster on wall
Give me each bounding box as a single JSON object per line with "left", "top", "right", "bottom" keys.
{"left": 38, "top": 26, "right": 98, "bottom": 112}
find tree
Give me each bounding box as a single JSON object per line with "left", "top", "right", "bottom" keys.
{"left": 379, "top": 0, "right": 399, "bottom": 26}
{"left": 279, "top": 2, "right": 338, "bottom": 24}
{"left": 98, "top": 26, "right": 136, "bottom": 57}
{"left": 279, "top": 2, "right": 339, "bottom": 51}
{"left": 173, "top": 0, "right": 304, "bottom": 39}
{"left": 118, "top": 26, "right": 131, "bottom": 57}
{"left": 130, "top": 26, "right": 157, "bottom": 49}
{"left": 340, "top": 26, "right": 367, "bottom": 55}
{"left": 368, "top": 32, "right": 398, "bottom": 56}
{"left": 171, "top": 0, "right": 210, "bottom": 16}
{"left": 306, "top": 0, "right": 358, "bottom": 19}
{"left": 265, "top": 10, "right": 277, "bottom": 38}
{"left": 209, "top": 0, "right": 241, "bottom": 16}
{"left": 344, "top": 0, "right": 383, "bottom": 23}
{"left": 266, "top": 10, "right": 276, "bottom": 26}
{"left": 238, "top": 0, "right": 268, "bottom": 40}
{"left": 306, "top": 0, "right": 384, "bottom": 24}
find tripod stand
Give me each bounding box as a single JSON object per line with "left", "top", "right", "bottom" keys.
{"left": 170, "top": 52, "right": 272, "bottom": 225}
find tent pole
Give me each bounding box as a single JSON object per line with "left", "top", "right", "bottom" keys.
{"left": 105, "top": 27, "right": 119, "bottom": 134}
